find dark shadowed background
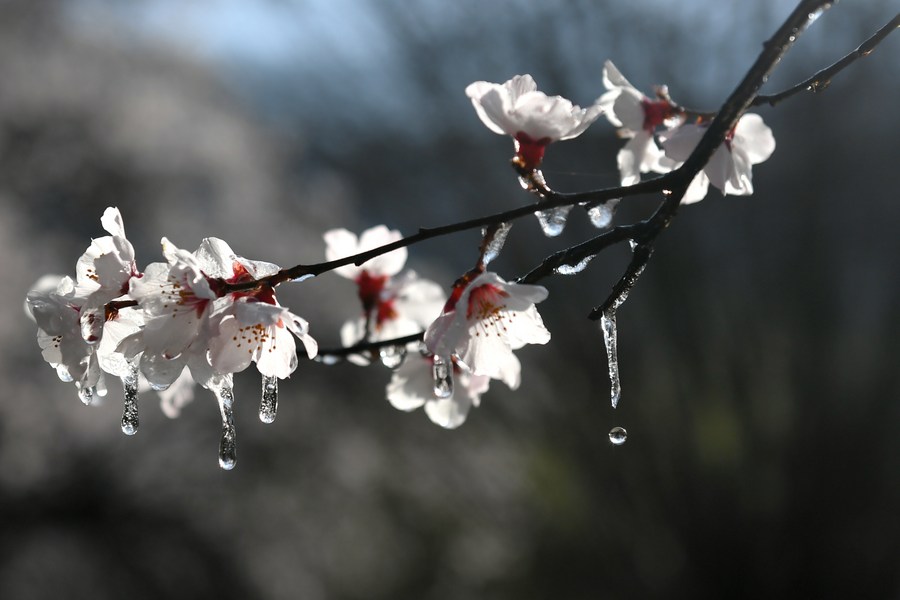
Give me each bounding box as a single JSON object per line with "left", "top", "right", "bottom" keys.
{"left": 1, "top": 1, "right": 898, "bottom": 598}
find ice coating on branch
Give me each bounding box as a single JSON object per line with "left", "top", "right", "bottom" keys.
{"left": 213, "top": 379, "right": 237, "bottom": 470}
{"left": 120, "top": 362, "right": 140, "bottom": 435}
{"left": 466, "top": 74, "right": 602, "bottom": 170}
{"left": 554, "top": 255, "right": 596, "bottom": 276}
{"left": 535, "top": 205, "right": 572, "bottom": 237}
{"left": 481, "top": 222, "right": 513, "bottom": 266}
{"left": 259, "top": 375, "right": 278, "bottom": 424}
{"left": 600, "top": 311, "right": 621, "bottom": 408}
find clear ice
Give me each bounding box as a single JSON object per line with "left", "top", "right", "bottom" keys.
{"left": 534, "top": 205, "right": 572, "bottom": 237}
{"left": 120, "top": 362, "right": 140, "bottom": 435}
{"left": 585, "top": 199, "right": 619, "bottom": 229}
{"left": 432, "top": 355, "right": 453, "bottom": 399}
{"left": 78, "top": 385, "right": 95, "bottom": 406}
{"left": 554, "top": 255, "right": 596, "bottom": 275}
{"left": 214, "top": 382, "right": 237, "bottom": 470}
{"left": 259, "top": 375, "right": 278, "bottom": 424}
{"left": 481, "top": 222, "right": 513, "bottom": 266}
{"left": 600, "top": 311, "right": 621, "bottom": 408}
{"left": 608, "top": 426, "right": 627, "bottom": 445}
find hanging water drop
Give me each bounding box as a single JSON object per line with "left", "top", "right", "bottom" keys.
{"left": 214, "top": 383, "right": 237, "bottom": 470}
{"left": 120, "top": 363, "right": 139, "bottom": 435}
{"left": 534, "top": 205, "right": 572, "bottom": 237}
{"left": 379, "top": 345, "right": 406, "bottom": 369}
{"left": 481, "top": 222, "right": 513, "bottom": 266}
{"left": 432, "top": 355, "right": 453, "bottom": 399}
{"left": 78, "top": 385, "right": 96, "bottom": 406}
{"left": 608, "top": 426, "right": 627, "bottom": 445}
{"left": 259, "top": 375, "right": 278, "bottom": 424}
{"left": 554, "top": 255, "right": 596, "bottom": 276}
{"left": 586, "top": 199, "right": 619, "bottom": 229}
{"left": 600, "top": 311, "right": 621, "bottom": 408}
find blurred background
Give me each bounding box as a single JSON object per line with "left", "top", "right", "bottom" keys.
{"left": 1, "top": 0, "right": 898, "bottom": 598}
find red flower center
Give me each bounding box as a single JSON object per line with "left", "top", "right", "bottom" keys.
{"left": 514, "top": 132, "right": 552, "bottom": 171}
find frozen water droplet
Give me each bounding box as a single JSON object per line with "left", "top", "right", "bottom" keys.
{"left": 534, "top": 205, "right": 572, "bottom": 237}
{"left": 214, "top": 383, "right": 237, "bottom": 470}
{"left": 608, "top": 426, "right": 627, "bottom": 445}
{"left": 554, "top": 255, "right": 596, "bottom": 275}
{"left": 379, "top": 345, "right": 406, "bottom": 369}
{"left": 120, "top": 363, "right": 140, "bottom": 435}
{"left": 432, "top": 355, "right": 453, "bottom": 399}
{"left": 78, "top": 385, "right": 96, "bottom": 406}
{"left": 149, "top": 381, "right": 170, "bottom": 392}
{"left": 259, "top": 375, "right": 278, "bottom": 424}
{"left": 291, "top": 273, "right": 315, "bottom": 283}
{"left": 585, "top": 199, "right": 619, "bottom": 229}
{"left": 316, "top": 354, "right": 344, "bottom": 365}
{"left": 481, "top": 222, "right": 513, "bottom": 266}
{"left": 600, "top": 311, "right": 621, "bottom": 408}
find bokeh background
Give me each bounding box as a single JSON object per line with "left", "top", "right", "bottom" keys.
{"left": 1, "top": 0, "right": 898, "bottom": 598}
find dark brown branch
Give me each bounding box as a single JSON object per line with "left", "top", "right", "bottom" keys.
{"left": 752, "top": 13, "right": 900, "bottom": 107}
{"left": 317, "top": 332, "right": 424, "bottom": 359}
{"left": 588, "top": 243, "right": 653, "bottom": 320}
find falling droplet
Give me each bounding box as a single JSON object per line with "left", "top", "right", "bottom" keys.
{"left": 79, "top": 309, "right": 103, "bottom": 345}
{"left": 214, "top": 383, "right": 237, "bottom": 470}
{"left": 481, "top": 222, "right": 513, "bottom": 266}
{"left": 432, "top": 355, "right": 453, "bottom": 399}
{"left": 600, "top": 311, "right": 621, "bottom": 408}
{"left": 120, "top": 362, "right": 140, "bottom": 435}
{"left": 534, "top": 205, "right": 572, "bottom": 237}
{"left": 554, "top": 255, "right": 596, "bottom": 275}
{"left": 379, "top": 345, "right": 406, "bottom": 369}
{"left": 78, "top": 385, "right": 96, "bottom": 406}
{"left": 608, "top": 426, "right": 627, "bottom": 445}
{"left": 585, "top": 199, "right": 619, "bottom": 229}
{"left": 259, "top": 375, "right": 278, "bottom": 424}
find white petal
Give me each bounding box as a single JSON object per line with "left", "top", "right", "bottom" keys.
{"left": 734, "top": 113, "right": 776, "bottom": 164}
{"left": 660, "top": 123, "right": 705, "bottom": 162}
{"left": 208, "top": 316, "right": 254, "bottom": 375}
{"left": 680, "top": 171, "right": 710, "bottom": 204}
{"left": 100, "top": 207, "right": 126, "bottom": 238}
{"left": 386, "top": 357, "right": 429, "bottom": 411}
{"left": 468, "top": 84, "right": 517, "bottom": 136}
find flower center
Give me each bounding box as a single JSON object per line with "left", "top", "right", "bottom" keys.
{"left": 355, "top": 270, "right": 389, "bottom": 313}
{"left": 641, "top": 99, "right": 676, "bottom": 132}
{"left": 514, "top": 132, "right": 552, "bottom": 171}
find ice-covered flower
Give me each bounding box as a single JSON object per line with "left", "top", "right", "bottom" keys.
{"left": 425, "top": 271, "right": 550, "bottom": 388}
{"left": 387, "top": 353, "right": 490, "bottom": 429}
{"left": 466, "top": 75, "right": 602, "bottom": 171}
{"left": 75, "top": 207, "right": 139, "bottom": 307}
{"left": 660, "top": 113, "right": 776, "bottom": 203}
{"left": 209, "top": 297, "right": 317, "bottom": 380}
{"left": 26, "top": 275, "right": 106, "bottom": 403}
{"left": 325, "top": 226, "right": 445, "bottom": 360}
{"left": 598, "top": 61, "right": 683, "bottom": 186}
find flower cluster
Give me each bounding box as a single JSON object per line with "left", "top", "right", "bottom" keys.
{"left": 26, "top": 59, "right": 785, "bottom": 468}
{"left": 26, "top": 208, "right": 317, "bottom": 468}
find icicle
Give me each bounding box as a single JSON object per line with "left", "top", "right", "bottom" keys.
{"left": 600, "top": 311, "right": 621, "bottom": 408}
{"left": 379, "top": 345, "right": 406, "bottom": 369}
{"left": 77, "top": 385, "right": 96, "bottom": 406}
{"left": 481, "top": 222, "right": 513, "bottom": 266}
{"left": 534, "top": 205, "right": 572, "bottom": 237}
{"left": 585, "top": 199, "right": 620, "bottom": 229}
{"left": 554, "top": 255, "right": 596, "bottom": 275}
{"left": 56, "top": 364, "right": 74, "bottom": 383}
{"left": 259, "top": 375, "right": 278, "bottom": 424}
{"left": 120, "top": 362, "right": 140, "bottom": 435}
{"left": 432, "top": 355, "right": 453, "bottom": 399}
{"left": 214, "top": 382, "right": 237, "bottom": 470}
